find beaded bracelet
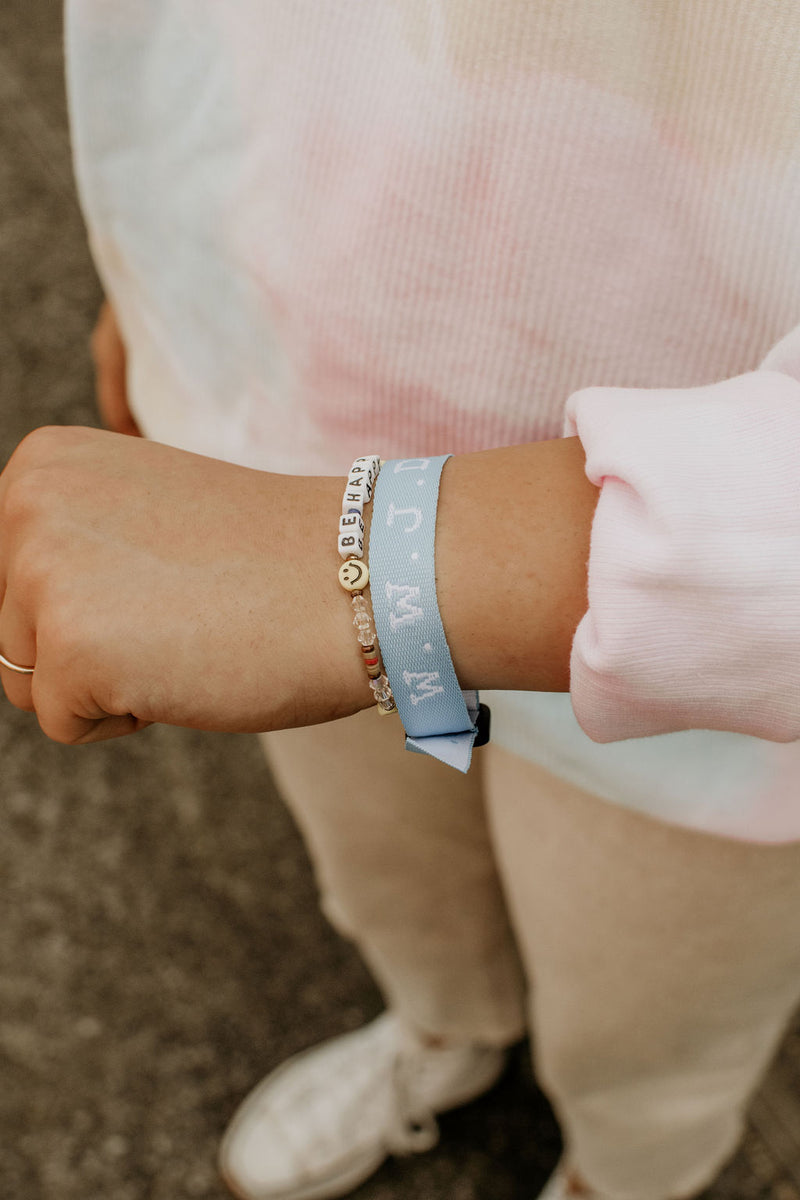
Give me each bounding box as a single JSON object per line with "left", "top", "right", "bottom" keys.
{"left": 337, "top": 456, "right": 397, "bottom": 716}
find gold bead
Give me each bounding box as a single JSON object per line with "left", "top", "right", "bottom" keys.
{"left": 339, "top": 559, "right": 369, "bottom": 592}
{"left": 376, "top": 701, "right": 398, "bottom": 715}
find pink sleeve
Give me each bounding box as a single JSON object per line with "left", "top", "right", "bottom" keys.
{"left": 564, "top": 348, "right": 800, "bottom": 744}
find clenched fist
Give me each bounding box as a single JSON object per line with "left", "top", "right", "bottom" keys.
{"left": 0, "top": 427, "right": 366, "bottom": 743}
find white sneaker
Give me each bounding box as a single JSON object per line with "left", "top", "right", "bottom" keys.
{"left": 219, "top": 1012, "right": 507, "bottom": 1200}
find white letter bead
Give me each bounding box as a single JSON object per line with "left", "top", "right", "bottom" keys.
{"left": 347, "top": 473, "right": 373, "bottom": 502}
{"left": 339, "top": 512, "right": 365, "bottom": 538}
{"left": 341, "top": 489, "right": 365, "bottom": 516}
{"left": 338, "top": 529, "right": 365, "bottom": 559}
{"left": 353, "top": 455, "right": 381, "bottom": 485}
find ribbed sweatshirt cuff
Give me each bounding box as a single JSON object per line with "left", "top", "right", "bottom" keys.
{"left": 564, "top": 370, "right": 800, "bottom": 743}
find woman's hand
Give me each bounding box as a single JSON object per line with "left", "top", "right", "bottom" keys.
{"left": 90, "top": 301, "right": 142, "bottom": 437}
{"left": 0, "top": 426, "right": 367, "bottom": 743}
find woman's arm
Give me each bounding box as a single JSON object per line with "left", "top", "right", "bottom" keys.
{"left": 6, "top": 363, "right": 800, "bottom": 752}
{"left": 0, "top": 428, "right": 596, "bottom": 744}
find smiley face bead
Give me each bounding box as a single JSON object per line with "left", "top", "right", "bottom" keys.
{"left": 338, "top": 557, "right": 370, "bottom": 592}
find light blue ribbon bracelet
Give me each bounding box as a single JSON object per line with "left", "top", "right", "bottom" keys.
{"left": 369, "top": 455, "right": 489, "bottom": 773}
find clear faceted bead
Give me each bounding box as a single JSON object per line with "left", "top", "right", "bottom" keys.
{"left": 369, "top": 675, "right": 394, "bottom": 703}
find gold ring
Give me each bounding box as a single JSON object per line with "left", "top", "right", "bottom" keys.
{"left": 0, "top": 651, "right": 34, "bottom": 675}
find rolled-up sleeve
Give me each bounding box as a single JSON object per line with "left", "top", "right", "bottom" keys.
{"left": 564, "top": 368, "right": 800, "bottom": 743}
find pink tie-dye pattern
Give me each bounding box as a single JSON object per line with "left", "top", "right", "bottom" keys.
{"left": 209, "top": 6, "right": 795, "bottom": 470}
{"left": 66, "top": 2, "right": 800, "bottom": 839}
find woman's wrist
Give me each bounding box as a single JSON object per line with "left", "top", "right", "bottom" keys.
{"left": 434, "top": 437, "right": 598, "bottom": 694}
{"left": 323, "top": 436, "right": 598, "bottom": 726}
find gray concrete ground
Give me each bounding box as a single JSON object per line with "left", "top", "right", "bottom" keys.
{"left": 2, "top": 6, "right": 800, "bottom": 1199}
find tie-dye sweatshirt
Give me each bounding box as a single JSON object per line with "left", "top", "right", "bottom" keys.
{"left": 65, "top": 2, "right": 800, "bottom": 841}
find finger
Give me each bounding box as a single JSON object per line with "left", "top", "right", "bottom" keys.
{"left": 97, "top": 374, "right": 142, "bottom": 437}
{"left": 34, "top": 705, "right": 151, "bottom": 745}
{"left": 75, "top": 716, "right": 153, "bottom": 745}
{"left": 28, "top": 656, "right": 153, "bottom": 743}
{"left": 95, "top": 352, "right": 141, "bottom": 436}
{"left": 90, "top": 300, "right": 124, "bottom": 377}
{"left": 92, "top": 302, "right": 141, "bottom": 437}
{"left": 0, "top": 593, "right": 36, "bottom": 712}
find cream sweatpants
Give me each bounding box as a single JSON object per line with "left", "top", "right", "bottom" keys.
{"left": 261, "top": 710, "right": 800, "bottom": 1200}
